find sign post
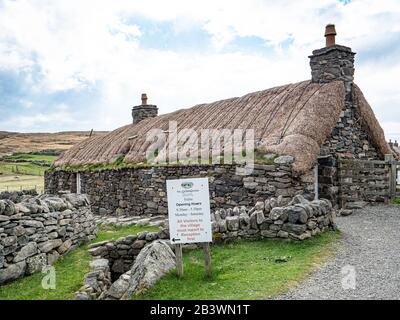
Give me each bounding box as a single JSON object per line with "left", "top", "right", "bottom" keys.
{"left": 167, "top": 177, "right": 212, "bottom": 277}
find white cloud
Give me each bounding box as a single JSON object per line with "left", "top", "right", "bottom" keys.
{"left": 0, "top": 0, "right": 399, "bottom": 141}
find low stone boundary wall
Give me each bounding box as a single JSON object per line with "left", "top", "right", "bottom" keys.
{"left": 45, "top": 158, "right": 315, "bottom": 216}
{"left": 0, "top": 193, "right": 97, "bottom": 284}
{"left": 77, "top": 195, "right": 335, "bottom": 299}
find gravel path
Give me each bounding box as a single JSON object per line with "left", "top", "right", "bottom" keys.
{"left": 279, "top": 205, "right": 400, "bottom": 300}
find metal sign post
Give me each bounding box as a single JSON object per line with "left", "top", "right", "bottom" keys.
{"left": 167, "top": 177, "right": 212, "bottom": 277}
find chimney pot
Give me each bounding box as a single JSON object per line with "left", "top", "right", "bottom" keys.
{"left": 141, "top": 93, "right": 148, "bottom": 105}
{"left": 325, "top": 24, "right": 337, "bottom": 47}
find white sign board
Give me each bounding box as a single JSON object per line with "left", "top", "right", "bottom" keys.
{"left": 167, "top": 178, "right": 212, "bottom": 244}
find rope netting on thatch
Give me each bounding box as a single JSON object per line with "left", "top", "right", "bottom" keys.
{"left": 54, "top": 80, "right": 390, "bottom": 174}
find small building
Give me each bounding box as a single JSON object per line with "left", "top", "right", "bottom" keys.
{"left": 45, "top": 25, "right": 395, "bottom": 216}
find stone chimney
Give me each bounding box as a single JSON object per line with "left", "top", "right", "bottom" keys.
{"left": 309, "top": 24, "right": 356, "bottom": 99}
{"left": 132, "top": 93, "right": 158, "bottom": 124}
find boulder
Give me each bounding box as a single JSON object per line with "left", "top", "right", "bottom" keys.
{"left": 113, "top": 240, "right": 175, "bottom": 299}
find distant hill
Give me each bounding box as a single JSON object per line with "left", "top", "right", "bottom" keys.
{"left": 0, "top": 131, "right": 108, "bottom": 156}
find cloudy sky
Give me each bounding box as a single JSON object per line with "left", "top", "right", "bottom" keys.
{"left": 0, "top": 0, "right": 399, "bottom": 142}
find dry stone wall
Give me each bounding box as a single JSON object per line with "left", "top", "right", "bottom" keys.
{"left": 45, "top": 158, "right": 315, "bottom": 217}
{"left": 0, "top": 193, "right": 97, "bottom": 284}
{"left": 77, "top": 195, "right": 335, "bottom": 300}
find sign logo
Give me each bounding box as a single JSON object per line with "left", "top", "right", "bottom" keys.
{"left": 181, "top": 181, "right": 194, "bottom": 189}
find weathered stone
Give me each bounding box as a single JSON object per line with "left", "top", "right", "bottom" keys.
{"left": 239, "top": 214, "right": 250, "bottom": 230}
{"left": 57, "top": 239, "right": 72, "bottom": 254}
{"left": 0, "top": 261, "right": 26, "bottom": 284}
{"left": 340, "top": 209, "right": 353, "bottom": 216}
{"left": 254, "top": 201, "right": 264, "bottom": 211}
{"left": 218, "top": 220, "right": 227, "bottom": 233}
{"left": 14, "top": 242, "right": 38, "bottom": 262}
{"left": 261, "top": 230, "right": 277, "bottom": 238}
{"left": 106, "top": 276, "right": 130, "bottom": 299}
{"left": 274, "top": 155, "right": 294, "bottom": 165}
{"left": 294, "top": 205, "right": 308, "bottom": 224}
{"left": 90, "top": 258, "right": 109, "bottom": 270}
{"left": 14, "top": 226, "right": 26, "bottom": 236}
{"left": 0, "top": 215, "right": 10, "bottom": 222}
{"left": 1, "top": 235, "right": 17, "bottom": 247}
{"left": 282, "top": 223, "right": 307, "bottom": 235}
{"left": 132, "top": 240, "right": 146, "bottom": 250}
{"left": 112, "top": 259, "right": 126, "bottom": 274}
{"left": 255, "top": 210, "right": 265, "bottom": 225}
{"left": 47, "top": 250, "right": 60, "bottom": 265}
{"left": 277, "top": 230, "right": 289, "bottom": 238}
{"left": 269, "top": 207, "right": 285, "bottom": 221}
{"left": 26, "top": 253, "right": 47, "bottom": 274}
{"left": 22, "top": 220, "right": 44, "bottom": 229}
{"left": 226, "top": 216, "right": 239, "bottom": 231}
{"left": 123, "top": 240, "right": 175, "bottom": 298}
{"left": 38, "top": 239, "right": 63, "bottom": 253}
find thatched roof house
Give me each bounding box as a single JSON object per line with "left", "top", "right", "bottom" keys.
{"left": 47, "top": 25, "right": 395, "bottom": 215}
{"left": 54, "top": 27, "right": 391, "bottom": 175}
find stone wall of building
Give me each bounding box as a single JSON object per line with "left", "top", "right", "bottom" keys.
{"left": 0, "top": 193, "right": 97, "bottom": 284}
{"left": 45, "top": 157, "right": 315, "bottom": 217}
{"left": 76, "top": 194, "right": 335, "bottom": 300}
{"left": 310, "top": 45, "right": 383, "bottom": 207}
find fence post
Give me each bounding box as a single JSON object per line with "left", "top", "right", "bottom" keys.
{"left": 385, "top": 154, "right": 395, "bottom": 199}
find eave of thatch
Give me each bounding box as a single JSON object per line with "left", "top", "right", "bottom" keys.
{"left": 54, "top": 80, "right": 391, "bottom": 174}
{"left": 353, "top": 84, "right": 393, "bottom": 158}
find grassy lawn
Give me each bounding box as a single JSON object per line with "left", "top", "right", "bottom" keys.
{"left": 136, "top": 232, "right": 341, "bottom": 300}
{"left": 392, "top": 197, "right": 400, "bottom": 204}
{"left": 0, "top": 227, "right": 341, "bottom": 300}
{"left": 0, "top": 224, "right": 159, "bottom": 300}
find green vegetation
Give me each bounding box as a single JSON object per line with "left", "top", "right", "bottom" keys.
{"left": 2, "top": 153, "right": 58, "bottom": 165}
{"left": 136, "top": 232, "right": 341, "bottom": 300}
{"left": 0, "top": 224, "right": 159, "bottom": 300}
{"left": 0, "top": 229, "right": 340, "bottom": 300}
{"left": 392, "top": 197, "right": 400, "bottom": 204}
{"left": 54, "top": 150, "right": 279, "bottom": 173}
{"left": 0, "top": 153, "right": 58, "bottom": 193}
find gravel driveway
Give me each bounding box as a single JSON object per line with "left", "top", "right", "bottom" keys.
{"left": 279, "top": 204, "right": 400, "bottom": 300}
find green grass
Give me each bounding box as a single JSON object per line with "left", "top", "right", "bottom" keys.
{"left": 392, "top": 197, "right": 400, "bottom": 204}
{"left": 2, "top": 153, "right": 57, "bottom": 164}
{"left": 0, "top": 154, "right": 57, "bottom": 192}
{"left": 136, "top": 232, "right": 341, "bottom": 300}
{"left": 0, "top": 162, "right": 48, "bottom": 176}
{"left": 0, "top": 224, "right": 159, "bottom": 300}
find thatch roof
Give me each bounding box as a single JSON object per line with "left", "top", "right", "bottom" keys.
{"left": 54, "top": 80, "right": 392, "bottom": 174}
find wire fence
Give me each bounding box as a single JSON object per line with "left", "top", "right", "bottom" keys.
{"left": 0, "top": 185, "right": 44, "bottom": 194}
